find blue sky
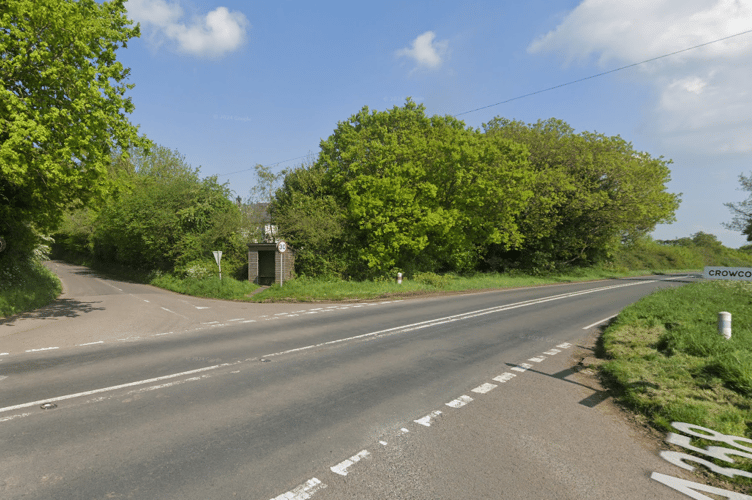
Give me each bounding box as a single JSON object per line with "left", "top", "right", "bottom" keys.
{"left": 122, "top": 0, "right": 752, "bottom": 247}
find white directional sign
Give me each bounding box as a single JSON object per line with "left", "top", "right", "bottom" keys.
{"left": 704, "top": 266, "right": 752, "bottom": 281}
{"left": 212, "top": 251, "right": 222, "bottom": 280}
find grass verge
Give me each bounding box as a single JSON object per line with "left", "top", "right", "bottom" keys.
{"left": 598, "top": 280, "right": 752, "bottom": 486}
{"left": 249, "top": 268, "right": 695, "bottom": 302}
{"left": 0, "top": 260, "right": 62, "bottom": 317}
{"left": 150, "top": 273, "right": 259, "bottom": 300}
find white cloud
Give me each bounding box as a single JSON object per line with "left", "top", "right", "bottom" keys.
{"left": 527, "top": 0, "right": 752, "bottom": 154}
{"left": 126, "top": 0, "right": 248, "bottom": 59}
{"left": 396, "top": 31, "right": 449, "bottom": 70}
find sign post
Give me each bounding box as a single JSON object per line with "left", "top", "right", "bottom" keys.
{"left": 277, "top": 241, "right": 287, "bottom": 287}
{"left": 213, "top": 250, "right": 223, "bottom": 280}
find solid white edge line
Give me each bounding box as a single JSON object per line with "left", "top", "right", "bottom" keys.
{"left": 77, "top": 341, "right": 104, "bottom": 346}
{"left": 262, "top": 280, "right": 657, "bottom": 360}
{"left": 0, "top": 363, "right": 229, "bottom": 414}
{"left": 582, "top": 314, "right": 619, "bottom": 330}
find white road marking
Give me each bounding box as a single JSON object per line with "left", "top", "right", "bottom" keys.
{"left": 127, "top": 374, "right": 210, "bottom": 394}
{"left": 77, "top": 341, "right": 104, "bottom": 346}
{"left": 1, "top": 353, "right": 9, "bottom": 356}
{"left": 379, "top": 441, "right": 388, "bottom": 446}
{"left": 543, "top": 349, "right": 561, "bottom": 355}
{"left": 557, "top": 342, "right": 573, "bottom": 349}
{"left": 143, "top": 300, "right": 150, "bottom": 303}
{"left": 446, "top": 395, "right": 474, "bottom": 408}
{"left": 0, "top": 375, "right": 7, "bottom": 381}
{"left": 242, "top": 320, "right": 256, "bottom": 323}
{"left": 472, "top": 383, "right": 497, "bottom": 394}
{"left": 195, "top": 306, "right": 209, "bottom": 310}
{"left": 331, "top": 450, "right": 370, "bottom": 476}
{"left": 275, "top": 313, "right": 289, "bottom": 316}
{"left": 493, "top": 373, "right": 516, "bottom": 383}
{"left": 270, "top": 478, "right": 326, "bottom": 500}
{"left": 528, "top": 356, "right": 546, "bottom": 363}
{"left": 25, "top": 347, "right": 59, "bottom": 353}
{"left": 511, "top": 363, "right": 533, "bottom": 373}
{"left": 401, "top": 428, "right": 410, "bottom": 433}
{"left": 582, "top": 314, "right": 619, "bottom": 330}
{"left": 261, "top": 280, "right": 658, "bottom": 360}
{"left": 202, "top": 321, "right": 220, "bottom": 325}
{"left": 414, "top": 410, "right": 443, "bottom": 427}
{"left": 156, "top": 332, "right": 173, "bottom": 336}
{"left": 0, "top": 412, "right": 32, "bottom": 423}
{"left": 228, "top": 318, "right": 245, "bottom": 322}
{"left": 0, "top": 363, "right": 231, "bottom": 414}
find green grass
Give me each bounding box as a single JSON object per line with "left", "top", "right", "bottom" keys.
{"left": 249, "top": 267, "right": 686, "bottom": 302}
{"left": 599, "top": 280, "right": 752, "bottom": 486}
{"left": 150, "top": 273, "right": 259, "bottom": 300}
{"left": 0, "top": 260, "right": 62, "bottom": 317}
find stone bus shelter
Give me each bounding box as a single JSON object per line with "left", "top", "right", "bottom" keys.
{"left": 248, "top": 242, "right": 294, "bottom": 285}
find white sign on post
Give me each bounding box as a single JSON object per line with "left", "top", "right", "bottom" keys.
{"left": 704, "top": 266, "right": 752, "bottom": 281}
{"left": 213, "top": 251, "right": 222, "bottom": 280}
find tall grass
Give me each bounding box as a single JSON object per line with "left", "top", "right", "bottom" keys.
{"left": 600, "top": 281, "right": 752, "bottom": 442}
{"left": 0, "top": 259, "right": 62, "bottom": 317}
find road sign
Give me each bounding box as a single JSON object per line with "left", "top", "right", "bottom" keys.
{"left": 704, "top": 266, "right": 752, "bottom": 281}
{"left": 213, "top": 251, "right": 222, "bottom": 280}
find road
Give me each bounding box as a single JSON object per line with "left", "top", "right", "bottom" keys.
{"left": 0, "top": 262, "right": 703, "bottom": 499}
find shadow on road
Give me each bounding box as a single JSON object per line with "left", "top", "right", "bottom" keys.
{"left": 0, "top": 298, "right": 105, "bottom": 327}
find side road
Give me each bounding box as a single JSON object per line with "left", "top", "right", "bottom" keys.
{"left": 0, "top": 261, "right": 338, "bottom": 354}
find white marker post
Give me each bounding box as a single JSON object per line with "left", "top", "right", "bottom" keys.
{"left": 718, "top": 312, "right": 731, "bottom": 340}
{"left": 212, "top": 251, "right": 222, "bottom": 280}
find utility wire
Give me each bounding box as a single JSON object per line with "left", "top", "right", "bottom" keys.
{"left": 455, "top": 28, "right": 752, "bottom": 117}
{"left": 219, "top": 28, "right": 752, "bottom": 177}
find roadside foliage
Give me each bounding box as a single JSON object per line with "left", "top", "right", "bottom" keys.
{"left": 272, "top": 100, "right": 681, "bottom": 279}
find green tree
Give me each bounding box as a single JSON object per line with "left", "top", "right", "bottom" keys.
{"left": 483, "top": 117, "right": 680, "bottom": 269}
{"left": 724, "top": 172, "right": 752, "bottom": 241}
{"left": 279, "top": 100, "right": 534, "bottom": 278}
{"left": 270, "top": 158, "right": 348, "bottom": 277}
{"left": 89, "top": 145, "right": 243, "bottom": 271}
{"left": 0, "top": 0, "right": 144, "bottom": 233}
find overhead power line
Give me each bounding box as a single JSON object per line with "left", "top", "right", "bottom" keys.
{"left": 219, "top": 27, "right": 752, "bottom": 177}
{"left": 455, "top": 28, "right": 752, "bottom": 117}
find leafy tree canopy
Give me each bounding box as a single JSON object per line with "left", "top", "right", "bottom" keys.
{"left": 724, "top": 172, "right": 752, "bottom": 241}
{"left": 0, "top": 0, "right": 145, "bottom": 232}
{"left": 483, "top": 117, "right": 680, "bottom": 269}
{"left": 274, "top": 99, "right": 535, "bottom": 277}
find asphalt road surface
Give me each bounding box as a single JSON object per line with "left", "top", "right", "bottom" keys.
{"left": 0, "top": 262, "right": 711, "bottom": 499}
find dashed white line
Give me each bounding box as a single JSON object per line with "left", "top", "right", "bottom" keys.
{"left": 414, "top": 410, "right": 442, "bottom": 427}
{"left": 511, "top": 363, "right": 533, "bottom": 373}
{"left": 1, "top": 353, "right": 9, "bottom": 356}
{"left": 0, "top": 412, "right": 32, "bottom": 423}
{"left": 582, "top": 314, "right": 619, "bottom": 330}
{"left": 77, "top": 341, "right": 104, "bottom": 346}
{"left": 557, "top": 342, "right": 573, "bottom": 349}
{"left": 195, "top": 306, "right": 209, "bottom": 310}
{"left": 270, "top": 478, "right": 326, "bottom": 500}
{"left": 228, "top": 318, "right": 245, "bottom": 322}
{"left": 242, "top": 320, "right": 256, "bottom": 324}
{"left": 472, "top": 383, "right": 497, "bottom": 394}
{"left": 331, "top": 450, "right": 370, "bottom": 476}
{"left": 379, "top": 441, "right": 388, "bottom": 446}
{"left": 493, "top": 373, "right": 516, "bottom": 383}
{"left": 543, "top": 349, "right": 561, "bottom": 355}
{"left": 25, "top": 347, "right": 59, "bottom": 353}
{"left": 446, "top": 395, "right": 474, "bottom": 408}
{"left": 528, "top": 356, "right": 546, "bottom": 363}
